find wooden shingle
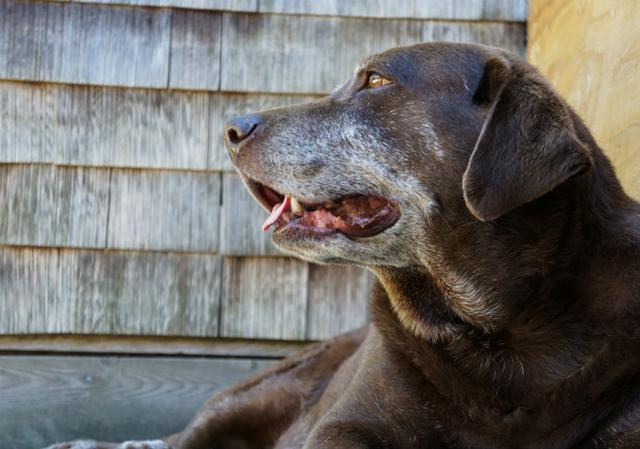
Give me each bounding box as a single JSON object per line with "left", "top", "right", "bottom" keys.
{"left": 421, "top": 21, "right": 526, "bottom": 54}
{"left": 0, "top": 1, "right": 171, "bottom": 87}
{"left": 260, "top": 0, "right": 528, "bottom": 21}
{"left": 107, "top": 169, "right": 221, "bottom": 252}
{"left": 0, "top": 81, "right": 210, "bottom": 170}
{"left": 59, "top": 0, "right": 258, "bottom": 12}
{"left": 0, "top": 165, "right": 109, "bottom": 248}
{"left": 221, "top": 257, "right": 308, "bottom": 339}
{"left": 55, "top": 0, "right": 526, "bottom": 21}
{"left": 306, "top": 264, "right": 374, "bottom": 340}
{"left": 220, "top": 13, "right": 423, "bottom": 94}
{"left": 0, "top": 82, "right": 57, "bottom": 164}
{"left": 219, "top": 172, "right": 281, "bottom": 256}
{"left": 0, "top": 248, "right": 222, "bottom": 336}
{"left": 169, "top": 10, "right": 222, "bottom": 90}
{"left": 0, "top": 82, "right": 318, "bottom": 171}
{"left": 78, "top": 86, "right": 211, "bottom": 170}
{"left": 220, "top": 13, "right": 526, "bottom": 94}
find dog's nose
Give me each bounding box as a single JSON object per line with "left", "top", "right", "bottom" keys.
{"left": 224, "top": 114, "right": 263, "bottom": 155}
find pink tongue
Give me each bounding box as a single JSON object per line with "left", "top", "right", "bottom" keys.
{"left": 261, "top": 196, "right": 291, "bottom": 232}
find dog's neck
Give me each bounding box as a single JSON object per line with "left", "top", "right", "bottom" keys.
{"left": 375, "top": 186, "right": 592, "bottom": 340}
{"left": 369, "top": 156, "right": 640, "bottom": 444}
{"left": 373, "top": 145, "right": 640, "bottom": 342}
{"left": 369, "top": 276, "right": 639, "bottom": 446}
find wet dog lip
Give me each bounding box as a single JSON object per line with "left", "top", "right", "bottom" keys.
{"left": 244, "top": 178, "right": 400, "bottom": 238}
{"left": 243, "top": 178, "right": 281, "bottom": 212}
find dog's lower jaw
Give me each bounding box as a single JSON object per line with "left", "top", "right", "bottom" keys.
{"left": 271, "top": 224, "right": 417, "bottom": 267}
{"left": 272, "top": 201, "right": 436, "bottom": 267}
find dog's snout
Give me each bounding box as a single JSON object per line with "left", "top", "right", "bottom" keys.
{"left": 224, "top": 114, "right": 263, "bottom": 155}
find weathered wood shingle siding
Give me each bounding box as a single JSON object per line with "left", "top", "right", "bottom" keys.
{"left": 220, "top": 14, "right": 525, "bottom": 94}
{"left": 259, "top": 0, "right": 528, "bottom": 21}
{"left": 0, "top": 248, "right": 222, "bottom": 335}
{"left": 306, "top": 264, "right": 372, "bottom": 340}
{"left": 169, "top": 10, "right": 223, "bottom": 90}
{"left": 0, "top": 165, "right": 110, "bottom": 248}
{"left": 0, "top": 1, "right": 525, "bottom": 92}
{"left": 107, "top": 170, "right": 221, "bottom": 251}
{"left": 58, "top": 0, "right": 259, "bottom": 12}
{"left": 0, "top": 246, "right": 377, "bottom": 337}
{"left": 0, "top": 1, "right": 172, "bottom": 88}
{"left": 0, "top": 0, "right": 527, "bottom": 342}
{"left": 55, "top": 0, "right": 527, "bottom": 21}
{"left": 0, "top": 82, "right": 315, "bottom": 170}
{"left": 220, "top": 257, "right": 309, "bottom": 339}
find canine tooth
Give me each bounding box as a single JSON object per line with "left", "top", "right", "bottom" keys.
{"left": 291, "top": 197, "right": 304, "bottom": 214}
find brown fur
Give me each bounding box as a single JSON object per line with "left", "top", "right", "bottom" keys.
{"left": 48, "top": 43, "right": 640, "bottom": 449}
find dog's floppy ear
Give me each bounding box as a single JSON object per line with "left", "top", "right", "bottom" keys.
{"left": 462, "top": 56, "right": 593, "bottom": 222}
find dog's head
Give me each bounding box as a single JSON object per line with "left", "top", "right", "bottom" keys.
{"left": 224, "top": 43, "right": 593, "bottom": 273}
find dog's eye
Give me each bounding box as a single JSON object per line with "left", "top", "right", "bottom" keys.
{"left": 367, "top": 73, "right": 392, "bottom": 89}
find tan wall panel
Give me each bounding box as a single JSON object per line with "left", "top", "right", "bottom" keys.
{"left": 528, "top": 0, "right": 640, "bottom": 198}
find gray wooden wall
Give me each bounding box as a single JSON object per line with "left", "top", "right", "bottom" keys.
{"left": 0, "top": 1, "right": 527, "bottom": 447}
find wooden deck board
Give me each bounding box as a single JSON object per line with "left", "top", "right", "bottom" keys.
{"left": 0, "top": 355, "right": 272, "bottom": 449}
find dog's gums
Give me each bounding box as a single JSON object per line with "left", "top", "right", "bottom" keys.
{"left": 255, "top": 181, "right": 401, "bottom": 238}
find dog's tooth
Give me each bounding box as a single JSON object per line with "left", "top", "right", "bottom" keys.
{"left": 291, "top": 197, "right": 304, "bottom": 214}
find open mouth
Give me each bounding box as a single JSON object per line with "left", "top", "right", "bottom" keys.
{"left": 246, "top": 179, "right": 400, "bottom": 238}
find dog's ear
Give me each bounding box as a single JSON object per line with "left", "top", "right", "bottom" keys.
{"left": 462, "top": 56, "right": 593, "bottom": 222}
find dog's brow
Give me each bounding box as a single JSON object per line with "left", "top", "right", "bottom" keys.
{"left": 332, "top": 58, "right": 377, "bottom": 95}
{"left": 331, "top": 78, "right": 351, "bottom": 95}
{"left": 355, "top": 55, "right": 378, "bottom": 75}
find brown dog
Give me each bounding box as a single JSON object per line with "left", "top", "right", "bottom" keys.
{"left": 48, "top": 43, "right": 640, "bottom": 449}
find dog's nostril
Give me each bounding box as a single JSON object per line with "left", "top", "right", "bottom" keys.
{"left": 226, "top": 127, "right": 243, "bottom": 146}
{"left": 224, "top": 114, "right": 263, "bottom": 154}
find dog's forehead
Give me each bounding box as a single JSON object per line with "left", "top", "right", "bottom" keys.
{"left": 357, "top": 43, "right": 496, "bottom": 82}
{"left": 354, "top": 48, "right": 419, "bottom": 75}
